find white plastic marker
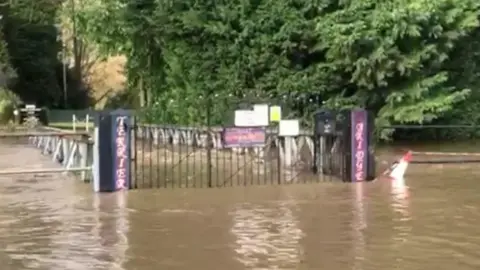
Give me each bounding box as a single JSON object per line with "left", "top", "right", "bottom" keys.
{"left": 374, "top": 150, "right": 412, "bottom": 181}
{"left": 388, "top": 150, "right": 412, "bottom": 180}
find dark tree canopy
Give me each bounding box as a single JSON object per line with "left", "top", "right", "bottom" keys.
{"left": 1, "top": 0, "right": 90, "bottom": 109}
{"left": 3, "top": 0, "right": 480, "bottom": 139}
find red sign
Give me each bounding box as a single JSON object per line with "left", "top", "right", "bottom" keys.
{"left": 223, "top": 127, "right": 266, "bottom": 148}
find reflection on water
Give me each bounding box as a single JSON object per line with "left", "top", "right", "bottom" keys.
{"left": 387, "top": 177, "right": 412, "bottom": 268}
{"left": 390, "top": 177, "right": 412, "bottom": 245}
{"left": 230, "top": 197, "right": 304, "bottom": 269}
{"left": 45, "top": 193, "right": 129, "bottom": 270}
{"left": 3, "top": 142, "right": 480, "bottom": 269}
{"left": 92, "top": 193, "right": 129, "bottom": 270}
{"left": 0, "top": 174, "right": 129, "bottom": 270}
{"left": 352, "top": 183, "right": 366, "bottom": 270}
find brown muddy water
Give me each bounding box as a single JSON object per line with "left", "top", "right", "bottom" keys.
{"left": 1, "top": 142, "right": 480, "bottom": 270}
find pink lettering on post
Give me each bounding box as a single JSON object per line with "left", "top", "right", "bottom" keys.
{"left": 115, "top": 116, "right": 128, "bottom": 190}
{"left": 351, "top": 110, "right": 368, "bottom": 182}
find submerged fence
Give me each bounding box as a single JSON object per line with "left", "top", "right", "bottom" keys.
{"left": 130, "top": 125, "right": 348, "bottom": 188}
{"left": 12, "top": 108, "right": 480, "bottom": 191}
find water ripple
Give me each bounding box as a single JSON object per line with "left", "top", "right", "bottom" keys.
{"left": 230, "top": 200, "right": 304, "bottom": 270}
{"left": 1, "top": 144, "right": 480, "bottom": 270}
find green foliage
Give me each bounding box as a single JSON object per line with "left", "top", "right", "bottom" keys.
{"left": 0, "top": 0, "right": 93, "bottom": 110}
{"left": 3, "top": 0, "right": 62, "bottom": 106}
{"left": 315, "top": 0, "right": 480, "bottom": 138}
{"left": 74, "top": 0, "right": 480, "bottom": 139}
{"left": 0, "top": 0, "right": 18, "bottom": 123}
{"left": 0, "top": 0, "right": 15, "bottom": 87}
{"left": 0, "top": 87, "right": 20, "bottom": 124}
{"left": 103, "top": 90, "right": 137, "bottom": 109}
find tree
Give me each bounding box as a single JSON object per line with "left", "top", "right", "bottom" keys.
{"left": 71, "top": 0, "right": 480, "bottom": 139}
{"left": 3, "top": 0, "right": 62, "bottom": 106}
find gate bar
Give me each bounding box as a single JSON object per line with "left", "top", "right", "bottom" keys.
{"left": 379, "top": 125, "right": 478, "bottom": 129}
{"left": 0, "top": 131, "right": 90, "bottom": 137}
{"left": 0, "top": 167, "right": 92, "bottom": 176}
{"left": 411, "top": 151, "right": 480, "bottom": 156}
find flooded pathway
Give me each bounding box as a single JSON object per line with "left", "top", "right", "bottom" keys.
{"left": 1, "top": 142, "right": 480, "bottom": 269}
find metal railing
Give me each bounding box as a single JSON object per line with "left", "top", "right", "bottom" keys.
{"left": 0, "top": 128, "right": 94, "bottom": 181}
{"left": 72, "top": 114, "right": 92, "bottom": 132}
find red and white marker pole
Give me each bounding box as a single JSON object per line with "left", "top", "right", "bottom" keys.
{"left": 378, "top": 150, "right": 412, "bottom": 181}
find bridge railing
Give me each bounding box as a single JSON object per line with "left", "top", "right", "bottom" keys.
{"left": 0, "top": 128, "right": 94, "bottom": 181}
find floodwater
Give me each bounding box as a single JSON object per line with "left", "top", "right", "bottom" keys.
{"left": 1, "top": 142, "right": 480, "bottom": 270}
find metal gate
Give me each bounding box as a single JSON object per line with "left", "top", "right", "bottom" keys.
{"left": 130, "top": 116, "right": 356, "bottom": 189}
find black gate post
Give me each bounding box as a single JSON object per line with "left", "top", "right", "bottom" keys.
{"left": 367, "top": 111, "right": 376, "bottom": 180}
{"left": 348, "top": 109, "right": 375, "bottom": 182}
{"left": 312, "top": 109, "right": 336, "bottom": 175}
{"left": 131, "top": 115, "right": 138, "bottom": 189}
{"left": 94, "top": 109, "right": 133, "bottom": 192}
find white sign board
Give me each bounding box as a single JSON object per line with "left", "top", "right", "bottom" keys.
{"left": 279, "top": 119, "right": 300, "bottom": 136}
{"left": 235, "top": 110, "right": 259, "bottom": 127}
{"left": 253, "top": 104, "right": 269, "bottom": 126}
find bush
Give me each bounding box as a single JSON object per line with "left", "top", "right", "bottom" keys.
{"left": 0, "top": 88, "right": 21, "bottom": 124}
